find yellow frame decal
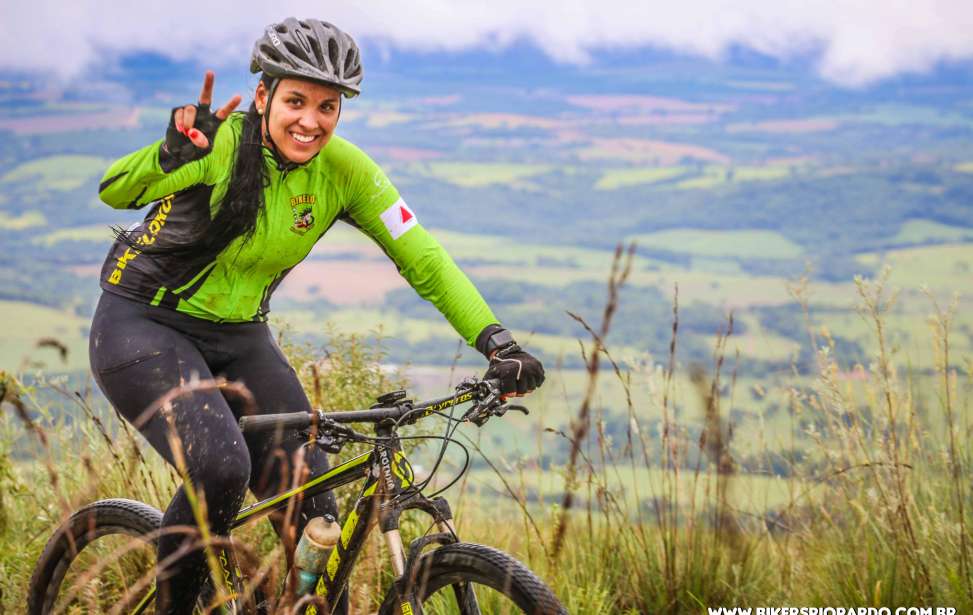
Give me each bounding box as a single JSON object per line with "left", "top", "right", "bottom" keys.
{"left": 235, "top": 452, "right": 370, "bottom": 521}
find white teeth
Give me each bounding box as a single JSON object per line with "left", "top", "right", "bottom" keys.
{"left": 291, "top": 132, "right": 316, "bottom": 143}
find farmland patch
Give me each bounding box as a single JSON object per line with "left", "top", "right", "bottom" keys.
{"left": 595, "top": 166, "right": 688, "bottom": 190}
{"left": 275, "top": 260, "right": 408, "bottom": 305}
{"left": 628, "top": 229, "right": 804, "bottom": 258}
{"left": 726, "top": 118, "right": 839, "bottom": 134}
{"left": 1, "top": 154, "right": 110, "bottom": 191}
{"left": 580, "top": 139, "right": 730, "bottom": 165}
{"left": 0, "top": 210, "right": 46, "bottom": 230}
{"left": 0, "top": 300, "right": 90, "bottom": 371}
{"left": 416, "top": 162, "right": 554, "bottom": 188}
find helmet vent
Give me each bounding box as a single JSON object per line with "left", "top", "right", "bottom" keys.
{"left": 308, "top": 37, "right": 324, "bottom": 66}
{"left": 328, "top": 38, "right": 340, "bottom": 73}
{"left": 265, "top": 47, "right": 282, "bottom": 63}
{"left": 344, "top": 50, "right": 359, "bottom": 76}
{"left": 283, "top": 41, "right": 304, "bottom": 61}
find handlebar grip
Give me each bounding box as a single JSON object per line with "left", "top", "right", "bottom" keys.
{"left": 238, "top": 412, "right": 313, "bottom": 433}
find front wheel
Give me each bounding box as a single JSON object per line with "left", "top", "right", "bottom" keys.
{"left": 378, "top": 542, "right": 566, "bottom": 615}
{"left": 27, "top": 498, "right": 263, "bottom": 614}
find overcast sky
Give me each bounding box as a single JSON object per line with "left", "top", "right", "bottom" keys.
{"left": 5, "top": 1, "right": 973, "bottom": 86}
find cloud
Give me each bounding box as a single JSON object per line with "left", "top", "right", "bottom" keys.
{"left": 4, "top": 0, "right": 973, "bottom": 86}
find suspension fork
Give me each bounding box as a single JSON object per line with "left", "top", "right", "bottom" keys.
{"left": 372, "top": 421, "right": 479, "bottom": 614}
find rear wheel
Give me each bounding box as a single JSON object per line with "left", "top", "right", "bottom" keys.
{"left": 28, "top": 498, "right": 163, "bottom": 614}
{"left": 378, "top": 542, "right": 566, "bottom": 615}
{"left": 27, "top": 498, "right": 262, "bottom": 614}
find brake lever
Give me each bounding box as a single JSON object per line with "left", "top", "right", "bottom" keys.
{"left": 498, "top": 403, "right": 529, "bottom": 416}
{"left": 304, "top": 415, "right": 358, "bottom": 454}
{"left": 315, "top": 433, "right": 344, "bottom": 454}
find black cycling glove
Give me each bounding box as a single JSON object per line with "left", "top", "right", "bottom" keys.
{"left": 477, "top": 325, "right": 545, "bottom": 396}
{"left": 159, "top": 103, "right": 225, "bottom": 172}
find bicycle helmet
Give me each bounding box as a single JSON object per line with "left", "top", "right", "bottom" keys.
{"left": 251, "top": 18, "right": 363, "bottom": 97}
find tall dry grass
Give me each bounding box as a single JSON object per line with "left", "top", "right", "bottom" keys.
{"left": 0, "top": 262, "right": 970, "bottom": 614}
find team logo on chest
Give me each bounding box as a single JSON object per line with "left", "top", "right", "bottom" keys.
{"left": 288, "top": 193, "right": 317, "bottom": 235}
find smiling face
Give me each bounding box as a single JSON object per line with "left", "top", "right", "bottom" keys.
{"left": 255, "top": 78, "right": 342, "bottom": 164}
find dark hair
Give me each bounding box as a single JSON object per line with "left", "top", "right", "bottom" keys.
{"left": 114, "top": 81, "right": 271, "bottom": 262}
{"left": 200, "top": 99, "right": 269, "bottom": 259}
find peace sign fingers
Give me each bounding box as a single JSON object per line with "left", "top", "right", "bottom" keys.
{"left": 162, "top": 70, "right": 242, "bottom": 168}
{"left": 215, "top": 94, "right": 242, "bottom": 121}
{"left": 198, "top": 70, "right": 216, "bottom": 107}
{"left": 197, "top": 70, "right": 241, "bottom": 118}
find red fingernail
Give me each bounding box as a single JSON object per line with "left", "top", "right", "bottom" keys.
{"left": 181, "top": 127, "right": 191, "bottom": 137}
{"left": 189, "top": 129, "right": 200, "bottom": 139}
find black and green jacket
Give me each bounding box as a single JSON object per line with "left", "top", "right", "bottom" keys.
{"left": 97, "top": 113, "right": 497, "bottom": 345}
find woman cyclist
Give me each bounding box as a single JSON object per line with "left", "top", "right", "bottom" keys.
{"left": 89, "top": 17, "right": 544, "bottom": 614}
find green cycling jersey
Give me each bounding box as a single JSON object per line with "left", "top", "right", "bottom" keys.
{"left": 97, "top": 113, "right": 497, "bottom": 345}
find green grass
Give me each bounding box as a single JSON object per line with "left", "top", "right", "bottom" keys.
{"left": 0, "top": 154, "right": 110, "bottom": 191}
{"left": 595, "top": 166, "right": 688, "bottom": 190}
{"left": 626, "top": 228, "right": 804, "bottom": 259}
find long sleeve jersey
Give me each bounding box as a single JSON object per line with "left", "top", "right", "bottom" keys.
{"left": 96, "top": 113, "right": 497, "bottom": 346}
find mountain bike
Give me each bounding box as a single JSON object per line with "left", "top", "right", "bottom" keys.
{"left": 27, "top": 377, "right": 567, "bottom": 614}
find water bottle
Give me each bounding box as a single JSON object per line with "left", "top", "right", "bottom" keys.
{"left": 294, "top": 514, "right": 342, "bottom": 596}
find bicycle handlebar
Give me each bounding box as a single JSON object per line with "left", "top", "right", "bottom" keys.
{"left": 237, "top": 412, "right": 318, "bottom": 432}
{"left": 237, "top": 378, "right": 513, "bottom": 434}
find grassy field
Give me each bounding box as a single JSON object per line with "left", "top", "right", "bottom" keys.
{"left": 31, "top": 224, "right": 114, "bottom": 247}
{"left": 459, "top": 465, "right": 805, "bottom": 514}
{"left": 413, "top": 162, "right": 555, "bottom": 188}
{"left": 891, "top": 219, "right": 973, "bottom": 244}
{"left": 2, "top": 288, "right": 971, "bottom": 613}
{"left": 0, "top": 300, "right": 90, "bottom": 372}
{"left": 671, "top": 164, "right": 793, "bottom": 190}
{"left": 4, "top": 46, "right": 973, "bottom": 613}
{"left": 0, "top": 154, "right": 109, "bottom": 191}
{"left": 844, "top": 104, "right": 973, "bottom": 128}
{"left": 595, "top": 166, "right": 688, "bottom": 190}
{"left": 857, "top": 242, "right": 973, "bottom": 289}
{"left": 0, "top": 210, "right": 46, "bottom": 230}
{"left": 625, "top": 228, "right": 804, "bottom": 259}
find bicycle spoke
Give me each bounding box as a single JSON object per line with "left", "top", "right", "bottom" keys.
{"left": 421, "top": 582, "right": 522, "bottom": 615}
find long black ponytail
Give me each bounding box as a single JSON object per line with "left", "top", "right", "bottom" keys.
{"left": 198, "top": 98, "right": 268, "bottom": 258}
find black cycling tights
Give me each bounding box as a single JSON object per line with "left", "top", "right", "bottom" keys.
{"left": 89, "top": 291, "right": 338, "bottom": 614}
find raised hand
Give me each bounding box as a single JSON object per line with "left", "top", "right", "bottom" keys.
{"left": 161, "top": 70, "right": 242, "bottom": 171}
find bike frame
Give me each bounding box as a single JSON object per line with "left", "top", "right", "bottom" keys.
{"left": 130, "top": 391, "right": 475, "bottom": 615}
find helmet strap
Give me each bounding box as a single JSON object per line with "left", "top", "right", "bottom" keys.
{"left": 261, "top": 78, "right": 298, "bottom": 171}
